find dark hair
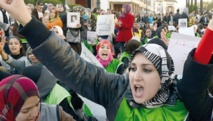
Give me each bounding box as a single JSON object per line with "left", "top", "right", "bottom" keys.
{"left": 8, "top": 36, "right": 26, "bottom": 56}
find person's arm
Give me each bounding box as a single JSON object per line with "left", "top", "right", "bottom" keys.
{"left": 177, "top": 17, "right": 213, "bottom": 121}
{"left": 58, "top": 105, "right": 76, "bottom": 121}
{"left": 116, "top": 62, "right": 125, "bottom": 75}
{"left": 45, "top": 17, "right": 63, "bottom": 30}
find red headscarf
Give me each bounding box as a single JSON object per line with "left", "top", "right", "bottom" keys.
{"left": 0, "top": 75, "right": 39, "bottom": 121}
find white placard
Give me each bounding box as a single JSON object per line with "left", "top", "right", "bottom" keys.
{"left": 168, "top": 33, "right": 201, "bottom": 75}
{"left": 87, "top": 31, "right": 97, "bottom": 44}
{"left": 168, "top": 26, "right": 176, "bottom": 31}
{"left": 80, "top": 43, "right": 103, "bottom": 68}
{"left": 178, "top": 27, "right": 195, "bottom": 37}
{"left": 67, "top": 12, "right": 80, "bottom": 28}
{"left": 178, "top": 18, "right": 188, "bottom": 28}
{"left": 96, "top": 15, "right": 114, "bottom": 35}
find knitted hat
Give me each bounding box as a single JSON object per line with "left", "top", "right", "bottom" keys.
{"left": 0, "top": 75, "right": 39, "bottom": 121}
{"left": 129, "top": 44, "right": 175, "bottom": 107}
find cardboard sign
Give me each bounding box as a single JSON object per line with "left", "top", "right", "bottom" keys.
{"left": 80, "top": 43, "right": 103, "bottom": 68}
{"left": 168, "top": 33, "right": 201, "bottom": 75}
{"left": 87, "top": 31, "right": 97, "bottom": 44}
{"left": 96, "top": 15, "right": 114, "bottom": 35}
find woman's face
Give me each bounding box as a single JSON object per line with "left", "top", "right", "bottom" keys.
{"left": 161, "top": 28, "right": 166, "bottom": 38}
{"left": 28, "top": 50, "right": 40, "bottom": 64}
{"left": 98, "top": 44, "right": 111, "bottom": 60}
{"left": 49, "top": 12, "right": 56, "bottom": 19}
{"left": 145, "top": 29, "right": 152, "bottom": 37}
{"left": 8, "top": 38, "right": 22, "bottom": 55}
{"left": 16, "top": 96, "right": 40, "bottom": 121}
{"left": 129, "top": 53, "right": 161, "bottom": 104}
{"left": 121, "top": 8, "right": 125, "bottom": 13}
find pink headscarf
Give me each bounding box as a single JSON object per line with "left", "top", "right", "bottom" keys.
{"left": 96, "top": 40, "right": 114, "bottom": 67}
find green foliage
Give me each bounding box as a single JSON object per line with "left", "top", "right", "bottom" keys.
{"left": 24, "top": 0, "right": 65, "bottom": 5}
{"left": 189, "top": 5, "right": 198, "bottom": 13}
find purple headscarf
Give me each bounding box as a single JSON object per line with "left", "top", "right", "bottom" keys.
{"left": 120, "top": 4, "right": 131, "bottom": 18}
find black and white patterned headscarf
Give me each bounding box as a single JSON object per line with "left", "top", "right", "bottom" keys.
{"left": 129, "top": 44, "right": 175, "bottom": 108}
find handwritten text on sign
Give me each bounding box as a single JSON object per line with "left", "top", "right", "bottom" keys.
{"left": 96, "top": 15, "right": 114, "bottom": 35}
{"left": 168, "top": 33, "right": 200, "bottom": 75}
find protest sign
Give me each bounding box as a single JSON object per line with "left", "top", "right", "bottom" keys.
{"left": 80, "top": 43, "right": 103, "bottom": 68}
{"left": 178, "top": 18, "right": 187, "bottom": 28}
{"left": 168, "top": 26, "right": 176, "bottom": 31}
{"left": 96, "top": 15, "right": 114, "bottom": 35}
{"left": 87, "top": 31, "right": 97, "bottom": 44}
{"left": 178, "top": 27, "right": 195, "bottom": 37}
{"left": 67, "top": 12, "right": 80, "bottom": 28}
{"left": 168, "top": 33, "right": 200, "bottom": 75}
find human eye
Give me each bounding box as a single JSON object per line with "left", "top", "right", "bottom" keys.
{"left": 143, "top": 68, "right": 152, "bottom": 73}
{"left": 129, "top": 67, "right": 137, "bottom": 72}
{"left": 21, "top": 109, "right": 29, "bottom": 114}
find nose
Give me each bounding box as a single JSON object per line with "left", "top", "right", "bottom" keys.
{"left": 134, "top": 69, "right": 142, "bottom": 82}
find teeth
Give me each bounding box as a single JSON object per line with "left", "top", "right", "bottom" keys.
{"left": 135, "top": 85, "right": 142, "bottom": 87}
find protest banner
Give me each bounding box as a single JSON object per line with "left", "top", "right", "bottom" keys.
{"left": 80, "top": 43, "right": 103, "bottom": 68}
{"left": 96, "top": 15, "right": 114, "bottom": 35}
{"left": 87, "top": 31, "right": 97, "bottom": 44}
{"left": 168, "top": 33, "right": 201, "bottom": 75}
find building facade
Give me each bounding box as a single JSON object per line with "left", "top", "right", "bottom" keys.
{"left": 154, "top": 0, "right": 177, "bottom": 15}
{"left": 66, "top": 0, "right": 155, "bottom": 14}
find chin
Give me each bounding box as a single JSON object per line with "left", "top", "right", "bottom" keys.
{"left": 133, "top": 96, "right": 145, "bottom": 104}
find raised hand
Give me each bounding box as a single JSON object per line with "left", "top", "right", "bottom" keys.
{"left": 0, "top": 0, "right": 32, "bottom": 26}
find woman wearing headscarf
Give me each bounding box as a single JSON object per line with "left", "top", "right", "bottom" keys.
{"left": 96, "top": 40, "right": 124, "bottom": 74}
{"left": 0, "top": 75, "right": 75, "bottom": 121}
{"left": 115, "top": 4, "right": 134, "bottom": 52}
{"left": 5, "top": 1, "right": 213, "bottom": 120}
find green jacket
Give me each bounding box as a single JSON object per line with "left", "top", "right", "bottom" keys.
{"left": 105, "top": 59, "right": 123, "bottom": 74}
{"left": 115, "top": 98, "right": 188, "bottom": 121}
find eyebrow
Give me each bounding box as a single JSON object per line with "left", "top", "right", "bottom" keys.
{"left": 130, "top": 63, "right": 154, "bottom": 67}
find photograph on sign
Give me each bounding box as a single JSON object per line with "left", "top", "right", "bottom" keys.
{"left": 178, "top": 19, "right": 187, "bottom": 28}
{"left": 67, "top": 12, "right": 80, "bottom": 28}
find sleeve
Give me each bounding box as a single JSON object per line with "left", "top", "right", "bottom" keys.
{"left": 58, "top": 105, "right": 76, "bottom": 121}
{"left": 4, "top": 55, "right": 25, "bottom": 72}
{"left": 45, "top": 17, "right": 63, "bottom": 30}
{"left": 177, "top": 49, "right": 213, "bottom": 121}
{"left": 193, "top": 28, "right": 213, "bottom": 64}
{"left": 116, "top": 62, "right": 125, "bottom": 75}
